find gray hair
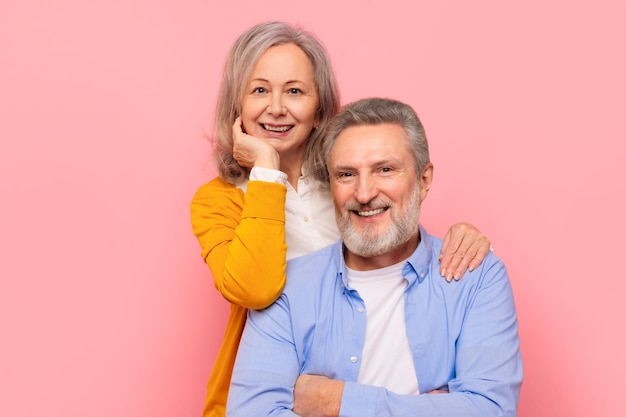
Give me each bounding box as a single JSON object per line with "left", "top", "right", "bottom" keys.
{"left": 323, "top": 97, "right": 430, "bottom": 176}
{"left": 212, "top": 21, "right": 341, "bottom": 184}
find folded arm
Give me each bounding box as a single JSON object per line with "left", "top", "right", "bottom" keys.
{"left": 295, "top": 259, "right": 522, "bottom": 417}
{"left": 229, "top": 257, "right": 521, "bottom": 417}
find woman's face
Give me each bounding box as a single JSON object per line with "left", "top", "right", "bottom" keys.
{"left": 240, "top": 43, "right": 319, "bottom": 162}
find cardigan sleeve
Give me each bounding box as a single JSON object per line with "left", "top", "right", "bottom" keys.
{"left": 190, "top": 177, "right": 288, "bottom": 310}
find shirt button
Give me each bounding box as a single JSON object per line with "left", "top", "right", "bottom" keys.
{"left": 350, "top": 356, "right": 358, "bottom": 363}
{"left": 303, "top": 216, "right": 309, "bottom": 222}
{"left": 357, "top": 307, "right": 364, "bottom": 313}
{"left": 420, "top": 272, "right": 425, "bottom": 278}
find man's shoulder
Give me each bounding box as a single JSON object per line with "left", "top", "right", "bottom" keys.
{"left": 449, "top": 250, "right": 510, "bottom": 293}
{"left": 420, "top": 227, "right": 509, "bottom": 288}
{"left": 421, "top": 228, "right": 506, "bottom": 271}
{"left": 284, "top": 243, "right": 340, "bottom": 292}
{"left": 422, "top": 230, "right": 444, "bottom": 254}
{"left": 288, "top": 241, "right": 337, "bottom": 263}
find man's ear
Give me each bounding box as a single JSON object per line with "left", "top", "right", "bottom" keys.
{"left": 419, "top": 163, "right": 434, "bottom": 203}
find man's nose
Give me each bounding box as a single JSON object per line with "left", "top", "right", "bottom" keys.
{"left": 354, "top": 174, "right": 378, "bottom": 204}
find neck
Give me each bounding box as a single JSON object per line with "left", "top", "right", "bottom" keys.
{"left": 279, "top": 151, "right": 306, "bottom": 190}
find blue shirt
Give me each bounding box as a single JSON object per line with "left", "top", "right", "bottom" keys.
{"left": 227, "top": 226, "right": 523, "bottom": 417}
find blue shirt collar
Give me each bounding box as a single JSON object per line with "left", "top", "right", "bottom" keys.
{"left": 334, "top": 224, "right": 434, "bottom": 288}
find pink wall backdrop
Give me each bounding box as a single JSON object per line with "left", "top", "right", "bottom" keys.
{"left": 1, "top": 0, "right": 625, "bottom": 416}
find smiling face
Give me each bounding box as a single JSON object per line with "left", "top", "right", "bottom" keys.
{"left": 329, "top": 123, "right": 433, "bottom": 269}
{"left": 240, "top": 43, "right": 319, "bottom": 166}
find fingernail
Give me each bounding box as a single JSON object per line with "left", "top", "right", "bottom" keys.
{"left": 446, "top": 273, "right": 453, "bottom": 282}
{"left": 454, "top": 274, "right": 460, "bottom": 281}
{"left": 440, "top": 268, "right": 446, "bottom": 277}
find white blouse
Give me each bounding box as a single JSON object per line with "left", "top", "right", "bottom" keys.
{"left": 244, "top": 167, "right": 340, "bottom": 260}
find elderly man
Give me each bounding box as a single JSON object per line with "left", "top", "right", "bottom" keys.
{"left": 227, "top": 97, "right": 523, "bottom": 417}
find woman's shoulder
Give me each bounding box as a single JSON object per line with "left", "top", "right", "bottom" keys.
{"left": 197, "top": 176, "right": 236, "bottom": 191}
{"left": 189, "top": 178, "right": 245, "bottom": 217}
{"left": 191, "top": 175, "right": 287, "bottom": 210}
{"left": 193, "top": 176, "right": 242, "bottom": 198}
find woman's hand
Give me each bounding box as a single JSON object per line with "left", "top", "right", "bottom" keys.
{"left": 232, "top": 116, "right": 280, "bottom": 170}
{"left": 439, "top": 223, "right": 491, "bottom": 282}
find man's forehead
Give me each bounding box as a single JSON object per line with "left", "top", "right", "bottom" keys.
{"left": 330, "top": 123, "right": 410, "bottom": 164}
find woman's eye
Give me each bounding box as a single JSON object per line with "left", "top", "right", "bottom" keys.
{"left": 288, "top": 88, "right": 302, "bottom": 94}
{"left": 252, "top": 87, "right": 266, "bottom": 94}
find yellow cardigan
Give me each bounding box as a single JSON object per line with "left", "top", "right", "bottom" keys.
{"left": 190, "top": 177, "right": 288, "bottom": 417}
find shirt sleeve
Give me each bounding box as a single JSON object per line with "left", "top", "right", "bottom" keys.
{"left": 189, "top": 176, "right": 288, "bottom": 309}
{"left": 339, "top": 259, "right": 522, "bottom": 417}
{"left": 227, "top": 296, "right": 301, "bottom": 417}
{"left": 249, "top": 166, "right": 289, "bottom": 184}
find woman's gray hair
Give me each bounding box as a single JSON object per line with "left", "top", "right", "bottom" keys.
{"left": 323, "top": 97, "right": 430, "bottom": 176}
{"left": 212, "top": 21, "right": 341, "bottom": 184}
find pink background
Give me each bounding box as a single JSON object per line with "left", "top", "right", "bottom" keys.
{"left": 1, "top": 0, "right": 625, "bottom": 416}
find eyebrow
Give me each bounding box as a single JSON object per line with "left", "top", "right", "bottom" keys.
{"left": 249, "top": 78, "right": 307, "bottom": 85}
{"left": 332, "top": 157, "right": 400, "bottom": 169}
{"left": 330, "top": 164, "right": 354, "bottom": 172}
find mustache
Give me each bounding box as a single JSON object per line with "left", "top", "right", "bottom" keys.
{"left": 343, "top": 198, "right": 392, "bottom": 212}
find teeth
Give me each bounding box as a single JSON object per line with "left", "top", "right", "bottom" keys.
{"left": 358, "top": 208, "right": 385, "bottom": 217}
{"left": 263, "top": 124, "right": 291, "bottom": 132}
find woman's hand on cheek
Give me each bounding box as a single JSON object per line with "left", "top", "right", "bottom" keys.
{"left": 232, "top": 116, "right": 280, "bottom": 170}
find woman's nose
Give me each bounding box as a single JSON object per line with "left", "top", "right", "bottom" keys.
{"left": 267, "top": 94, "right": 287, "bottom": 116}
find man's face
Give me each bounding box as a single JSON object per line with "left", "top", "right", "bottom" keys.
{"left": 329, "top": 123, "right": 433, "bottom": 267}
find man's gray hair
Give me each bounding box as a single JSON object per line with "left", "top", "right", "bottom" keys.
{"left": 323, "top": 97, "right": 430, "bottom": 175}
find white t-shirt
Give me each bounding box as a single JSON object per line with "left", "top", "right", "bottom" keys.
{"left": 347, "top": 260, "right": 420, "bottom": 395}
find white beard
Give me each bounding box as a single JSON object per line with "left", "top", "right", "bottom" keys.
{"left": 337, "top": 186, "right": 421, "bottom": 257}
